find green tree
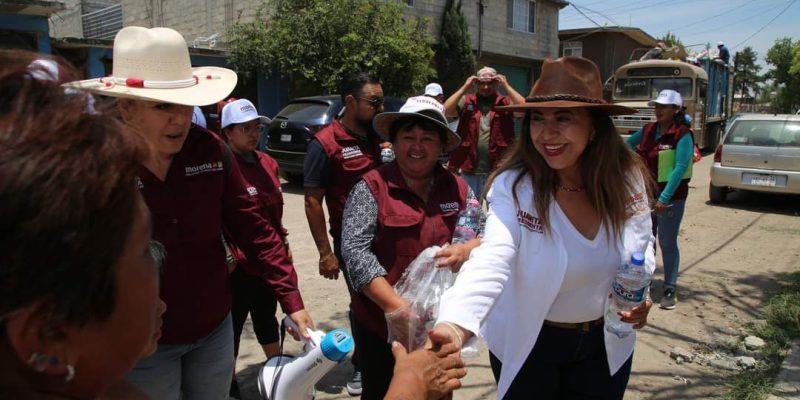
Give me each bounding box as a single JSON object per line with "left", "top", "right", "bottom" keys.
{"left": 732, "top": 47, "right": 762, "bottom": 108}
{"left": 434, "top": 0, "right": 476, "bottom": 96}
{"left": 230, "top": 0, "right": 435, "bottom": 97}
{"left": 765, "top": 37, "right": 800, "bottom": 113}
{"left": 658, "top": 32, "right": 684, "bottom": 47}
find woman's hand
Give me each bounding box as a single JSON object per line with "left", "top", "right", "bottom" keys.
{"left": 618, "top": 297, "right": 653, "bottom": 329}
{"left": 653, "top": 201, "right": 670, "bottom": 214}
{"left": 435, "top": 241, "right": 478, "bottom": 273}
{"left": 385, "top": 299, "right": 423, "bottom": 349}
{"left": 386, "top": 341, "right": 466, "bottom": 400}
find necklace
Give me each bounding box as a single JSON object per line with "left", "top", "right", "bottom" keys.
{"left": 557, "top": 183, "right": 585, "bottom": 192}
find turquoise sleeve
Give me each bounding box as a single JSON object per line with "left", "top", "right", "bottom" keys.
{"left": 659, "top": 134, "right": 694, "bottom": 203}
{"left": 626, "top": 129, "right": 643, "bottom": 149}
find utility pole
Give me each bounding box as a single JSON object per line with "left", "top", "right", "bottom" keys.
{"left": 477, "top": 0, "right": 485, "bottom": 58}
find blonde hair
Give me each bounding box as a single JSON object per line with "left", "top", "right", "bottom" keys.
{"left": 485, "top": 109, "right": 651, "bottom": 239}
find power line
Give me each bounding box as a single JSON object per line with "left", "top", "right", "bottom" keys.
{"left": 651, "top": 1, "right": 752, "bottom": 36}
{"left": 678, "top": 5, "right": 782, "bottom": 39}
{"left": 732, "top": 0, "right": 798, "bottom": 49}
{"left": 569, "top": 3, "right": 604, "bottom": 28}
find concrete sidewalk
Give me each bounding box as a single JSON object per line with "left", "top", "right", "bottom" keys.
{"left": 769, "top": 342, "right": 800, "bottom": 399}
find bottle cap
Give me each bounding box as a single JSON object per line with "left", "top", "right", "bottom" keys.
{"left": 630, "top": 252, "right": 645, "bottom": 266}
{"left": 467, "top": 199, "right": 480, "bottom": 208}
{"left": 381, "top": 142, "right": 391, "bottom": 149}
{"left": 319, "top": 329, "right": 354, "bottom": 362}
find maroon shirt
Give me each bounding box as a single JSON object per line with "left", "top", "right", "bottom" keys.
{"left": 230, "top": 150, "right": 289, "bottom": 275}
{"left": 137, "top": 126, "right": 303, "bottom": 344}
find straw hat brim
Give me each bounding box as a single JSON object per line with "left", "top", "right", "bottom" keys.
{"left": 496, "top": 100, "right": 636, "bottom": 116}
{"left": 65, "top": 66, "right": 237, "bottom": 107}
{"left": 373, "top": 111, "right": 461, "bottom": 153}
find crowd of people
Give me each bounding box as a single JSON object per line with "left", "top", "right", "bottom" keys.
{"left": 0, "top": 22, "right": 701, "bottom": 400}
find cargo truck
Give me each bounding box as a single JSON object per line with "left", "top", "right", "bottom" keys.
{"left": 610, "top": 57, "right": 733, "bottom": 149}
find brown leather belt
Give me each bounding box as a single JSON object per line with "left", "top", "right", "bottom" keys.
{"left": 543, "top": 318, "right": 604, "bottom": 333}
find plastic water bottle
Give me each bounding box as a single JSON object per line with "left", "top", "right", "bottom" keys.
{"left": 380, "top": 142, "right": 395, "bottom": 163}
{"left": 452, "top": 199, "right": 481, "bottom": 244}
{"left": 605, "top": 252, "right": 650, "bottom": 338}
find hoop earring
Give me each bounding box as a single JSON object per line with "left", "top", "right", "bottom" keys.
{"left": 64, "top": 364, "right": 76, "bottom": 382}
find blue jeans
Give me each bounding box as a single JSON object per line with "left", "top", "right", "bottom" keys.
{"left": 126, "top": 314, "right": 235, "bottom": 400}
{"left": 652, "top": 199, "right": 686, "bottom": 289}
{"left": 462, "top": 172, "right": 489, "bottom": 199}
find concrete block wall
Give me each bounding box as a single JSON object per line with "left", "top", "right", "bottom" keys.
{"left": 404, "top": 0, "right": 561, "bottom": 62}
{"left": 49, "top": 0, "right": 83, "bottom": 38}
{"left": 122, "top": 0, "right": 261, "bottom": 47}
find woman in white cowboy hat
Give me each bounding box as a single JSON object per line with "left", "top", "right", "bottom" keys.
{"left": 69, "top": 26, "right": 314, "bottom": 400}
{"left": 339, "top": 96, "right": 478, "bottom": 399}
{"left": 429, "top": 57, "right": 656, "bottom": 399}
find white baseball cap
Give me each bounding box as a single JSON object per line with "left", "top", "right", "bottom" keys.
{"left": 648, "top": 89, "right": 683, "bottom": 108}
{"left": 192, "top": 106, "right": 207, "bottom": 128}
{"left": 220, "top": 99, "right": 271, "bottom": 129}
{"left": 717, "top": 41, "right": 725, "bottom": 47}
{"left": 373, "top": 96, "right": 461, "bottom": 152}
{"left": 424, "top": 83, "right": 444, "bottom": 97}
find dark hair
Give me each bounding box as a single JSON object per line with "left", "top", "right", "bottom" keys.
{"left": 388, "top": 115, "right": 447, "bottom": 146}
{"left": 485, "top": 108, "right": 651, "bottom": 238}
{"left": 0, "top": 50, "right": 147, "bottom": 338}
{"left": 340, "top": 72, "right": 381, "bottom": 103}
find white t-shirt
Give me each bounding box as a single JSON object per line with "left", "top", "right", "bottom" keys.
{"left": 545, "top": 202, "right": 619, "bottom": 323}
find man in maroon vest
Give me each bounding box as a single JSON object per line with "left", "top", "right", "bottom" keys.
{"left": 303, "top": 72, "right": 384, "bottom": 395}
{"left": 443, "top": 66, "right": 526, "bottom": 198}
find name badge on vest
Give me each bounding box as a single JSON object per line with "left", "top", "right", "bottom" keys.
{"left": 342, "top": 146, "right": 363, "bottom": 160}
{"left": 185, "top": 161, "right": 224, "bottom": 177}
{"left": 135, "top": 176, "right": 144, "bottom": 189}
{"left": 657, "top": 144, "right": 673, "bottom": 151}
{"left": 439, "top": 202, "right": 460, "bottom": 213}
{"left": 246, "top": 186, "right": 258, "bottom": 196}
{"left": 517, "top": 210, "right": 543, "bottom": 234}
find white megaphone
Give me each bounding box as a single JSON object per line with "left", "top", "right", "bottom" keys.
{"left": 257, "top": 316, "right": 354, "bottom": 400}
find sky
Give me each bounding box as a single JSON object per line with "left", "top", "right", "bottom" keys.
{"left": 559, "top": 0, "right": 800, "bottom": 70}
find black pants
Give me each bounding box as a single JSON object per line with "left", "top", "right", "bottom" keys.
{"left": 231, "top": 268, "right": 279, "bottom": 357}
{"left": 490, "top": 323, "right": 632, "bottom": 400}
{"left": 351, "top": 315, "right": 393, "bottom": 400}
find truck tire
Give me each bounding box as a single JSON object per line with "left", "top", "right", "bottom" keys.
{"left": 709, "top": 183, "right": 727, "bottom": 203}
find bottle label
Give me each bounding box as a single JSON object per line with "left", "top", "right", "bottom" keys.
{"left": 453, "top": 226, "right": 477, "bottom": 241}
{"left": 612, "top": 279, "right": 647, "bottom": 303}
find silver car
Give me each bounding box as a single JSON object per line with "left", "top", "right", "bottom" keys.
{"left": 709, "top": 114, "right": 800, "bottom": 203}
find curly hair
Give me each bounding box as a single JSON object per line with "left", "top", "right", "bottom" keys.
{"left": 0, "top": 50, "right": 147, "bottom": 338}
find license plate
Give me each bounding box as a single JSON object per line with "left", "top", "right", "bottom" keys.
{"left": 750, "top": 174, "right": 777, "bottom": 187}
{"left": 280, "top": 134, "right": 292, "bottom": 142}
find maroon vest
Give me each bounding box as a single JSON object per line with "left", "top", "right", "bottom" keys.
{"left": 315, "top": 119, "right": 380, "bottom": 247}
{"left": 449, "top": 93, "right": 515, "bottom": 173}
{"left": 351, "top": 162, "right": 468, "bottom": 339}
{"left": 636, "top": 122, "right": 692, "bottom": 201}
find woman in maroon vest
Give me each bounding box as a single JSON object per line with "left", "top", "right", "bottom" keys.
{"left": 219, "top": 98, "right": 290, "bottom": 397}
{"left": 340, "top": 96, "right": 479, "bottom": 399}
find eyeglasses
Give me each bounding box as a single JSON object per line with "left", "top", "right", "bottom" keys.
{"left": 236, "top": 123, "right": 262, "bottom": 134}
{"left": 358, "top": 97, "right": 385, "bottom": 108}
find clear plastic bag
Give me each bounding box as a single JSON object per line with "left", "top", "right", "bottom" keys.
{"left": 386, "top": 245, "right": 459, "bottom": 351}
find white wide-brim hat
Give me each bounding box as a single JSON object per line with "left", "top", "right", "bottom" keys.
{"left": 373, "top": 96, "right": 461, "bottom": 153}
{"left": 66, "top": 26, "right": 237, "bottom": 106}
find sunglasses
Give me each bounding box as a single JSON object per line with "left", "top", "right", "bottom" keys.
{"left": 358, "top": 97, "right": 385, "bottom": 108}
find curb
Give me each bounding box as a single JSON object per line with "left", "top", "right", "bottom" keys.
{"left": 769, "top": 341, "right": 800, "bottom": 400}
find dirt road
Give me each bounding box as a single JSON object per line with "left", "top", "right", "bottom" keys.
{"left": 235, "top": 154, "right": 800, "bottom": 399}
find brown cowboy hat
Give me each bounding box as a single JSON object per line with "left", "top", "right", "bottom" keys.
{"left": 497, "top": 57, "right": 635, "bottom": 115}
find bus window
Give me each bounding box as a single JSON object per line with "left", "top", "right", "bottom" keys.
{"left": 698, "top": 80, "right": 707, "bottom": 105}
{"left": 614, "top": 78, "right": 693, "bottom": 100}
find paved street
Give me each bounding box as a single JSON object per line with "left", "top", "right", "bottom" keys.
{"left": 235, "top": 153, "right": 800, "bottom": 399}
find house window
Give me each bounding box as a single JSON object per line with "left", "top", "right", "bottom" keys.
{"left": 404, "top": 0, "right": 414, "bottom": 6}
{"left": 563, "top": 41, "right": 583, "bottom": 57}
{"left": 507, "top": 0, "right": 536, "bottom": 33}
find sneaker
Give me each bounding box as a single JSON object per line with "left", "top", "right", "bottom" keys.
{"left": 346, "top": 369, "right": 363, "bottom": 396}
{"left": 661, "top": 288, "right": 677, "bottom": 310}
